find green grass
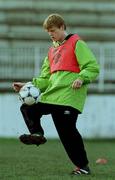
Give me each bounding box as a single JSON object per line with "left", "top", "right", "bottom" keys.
{"left": 0, "top": 138, "right": 115, "bottom": 180}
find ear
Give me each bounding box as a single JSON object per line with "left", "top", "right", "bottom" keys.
{"left": 60, "top": 25, "right": 65, "bottom": 30}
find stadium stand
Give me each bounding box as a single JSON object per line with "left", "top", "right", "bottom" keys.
{"left": 0, "top": 0, "right": 115, "bottom": 93}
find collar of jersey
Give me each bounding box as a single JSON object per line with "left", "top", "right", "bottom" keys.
{"left": 53, "top": 34, "right": 73, "bottom": 47}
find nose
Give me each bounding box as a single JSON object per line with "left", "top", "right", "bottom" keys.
{"left": 48, "top": 32, "right": 53, "bottom": 36}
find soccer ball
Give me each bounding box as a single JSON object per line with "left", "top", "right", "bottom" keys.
{"left": 19, "top": 82, "right": 40, "bottom": 105}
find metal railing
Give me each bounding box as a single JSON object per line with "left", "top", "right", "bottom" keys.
{"left": 0, "top": 43, "right": 115, "bottom": 93}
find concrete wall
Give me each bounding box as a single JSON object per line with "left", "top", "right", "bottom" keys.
{"left": 0, "top": 93, "right": 115, "bottom": 139}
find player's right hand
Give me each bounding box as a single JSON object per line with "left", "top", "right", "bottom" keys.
{"left": 12, "top": 82, "right": 25, "bottom": 92}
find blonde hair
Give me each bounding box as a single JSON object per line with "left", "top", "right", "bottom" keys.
{"left": 43, "top": 14, "right": 66, "bottom": 30}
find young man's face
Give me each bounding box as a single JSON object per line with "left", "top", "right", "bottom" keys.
{"left": 46, "top": 26, "right": 65, "bottom": 42}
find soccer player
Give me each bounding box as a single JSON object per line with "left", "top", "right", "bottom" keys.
{"left": 13, "top": 14, "right": 99, "bottom": 175}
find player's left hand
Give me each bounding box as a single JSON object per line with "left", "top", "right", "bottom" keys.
{"left": 72, "top": 79, "right": 83, "bottom": 89}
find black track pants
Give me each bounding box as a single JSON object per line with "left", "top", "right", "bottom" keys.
{"left": 20, "top": 102, "right": 89, "bottom": 168}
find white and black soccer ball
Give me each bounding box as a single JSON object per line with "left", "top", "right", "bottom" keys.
{"left": 19, "top": 82, "right": 40, "bottom": 105}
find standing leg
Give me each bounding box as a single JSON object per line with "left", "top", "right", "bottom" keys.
{"left": 51, "top": 106, "right": 89, "bottom": 168}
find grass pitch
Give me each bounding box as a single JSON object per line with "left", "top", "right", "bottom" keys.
{"left": 0, "top": 138, "right": 115, "bottom": 180}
